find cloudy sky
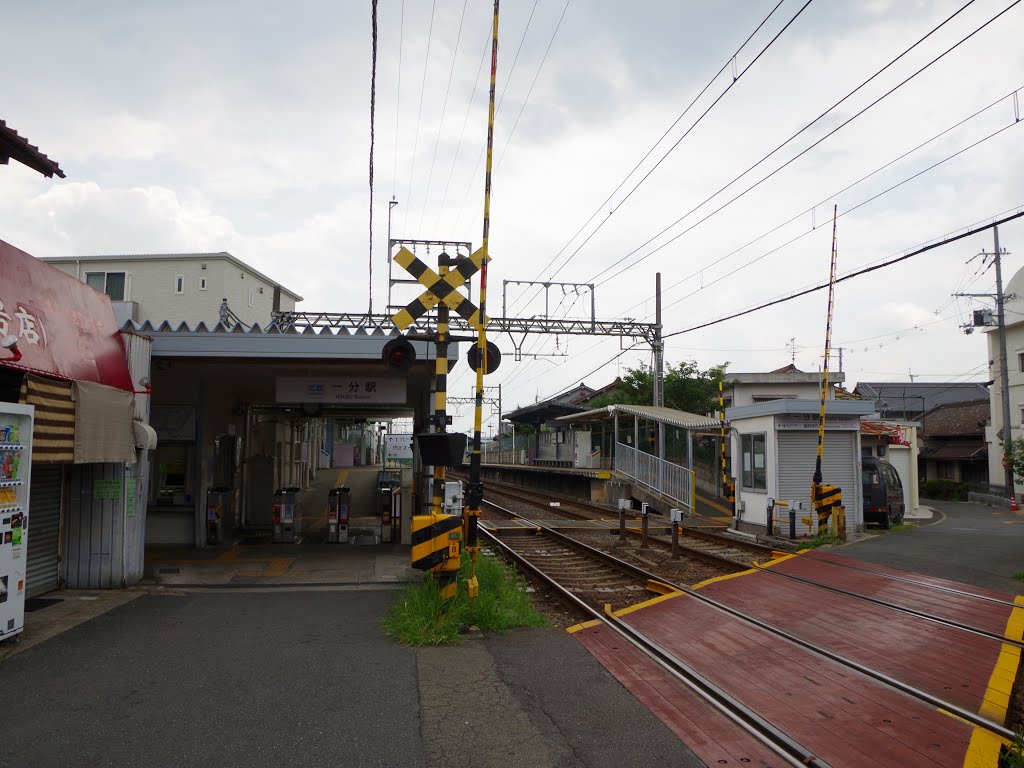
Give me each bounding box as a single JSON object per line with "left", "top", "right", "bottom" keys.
{"left": 4, "top": 0, "right": 1024, "bottom": 433}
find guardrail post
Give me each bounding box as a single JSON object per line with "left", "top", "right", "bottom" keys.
{"left": 618, "top": 498, "right": 627, "bottom": 541}
{"left": 640, "top": 502, "right": 649, "bottom": 549}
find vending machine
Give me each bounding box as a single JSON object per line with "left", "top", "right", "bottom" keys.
{"left": 0, "top": 403, "right": 33, "bottom": 643}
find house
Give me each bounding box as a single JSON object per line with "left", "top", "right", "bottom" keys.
{"left": 983, "top": 262, "right": 1024, "bottom": 496}
{"left": 918, "top": 399, "right": 989, "bottom": 485}
{"left": 42, "top": 252, "right": 303, "bottom": 329}
{"left": 852, "top": 382, "right": 989, "bottom": 421}
{"left": 722, "top": 364, "right": 843, "bottom": 409}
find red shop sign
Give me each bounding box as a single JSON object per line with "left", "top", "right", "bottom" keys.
{"left": 0, "top": 238, "right": 133, "bottom": 390}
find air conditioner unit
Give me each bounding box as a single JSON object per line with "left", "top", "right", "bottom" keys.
{"left": 973, "top": 309, "right": 994, "bottom": 327}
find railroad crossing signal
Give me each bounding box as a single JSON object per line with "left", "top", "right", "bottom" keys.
{"left": 390, "top": 246, "right": 490, "bottom": 330}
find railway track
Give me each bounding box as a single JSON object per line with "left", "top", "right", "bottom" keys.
{"left": 482, "top": 484, "right": 773, "bottom": 570}
{"left": 480, "top": 501, "right": 1016, "bottom": 765}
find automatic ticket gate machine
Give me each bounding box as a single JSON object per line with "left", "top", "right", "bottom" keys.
{"left": 327, "top": 486, "right": 351, "bottom": 543}
{"left": 378, "top": 470, "right": 401, "bottom": 543}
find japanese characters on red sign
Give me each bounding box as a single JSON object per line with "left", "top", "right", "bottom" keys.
{"left": 0, "top": 238, "right": 133, "bottom": 390}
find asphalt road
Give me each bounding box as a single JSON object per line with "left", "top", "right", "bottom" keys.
{"left": 835, "top": 498, "right": 1024, "bottom": 594}
{"left": 0, "top": 588, "right": 703, "bottom": 768}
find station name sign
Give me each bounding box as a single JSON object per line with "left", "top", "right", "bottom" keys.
{"left": 275, "top": 376, "right": 406, "bottom": 405}
{"left": 775, "top": 413, "right": 861, "bottom": 431}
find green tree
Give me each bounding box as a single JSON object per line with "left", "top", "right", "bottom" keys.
{"left": 585, "top": 361, "right": 729, "bottom": 414}
{"left": 1008, "top": 437, "right": 1024, "bottom": 485}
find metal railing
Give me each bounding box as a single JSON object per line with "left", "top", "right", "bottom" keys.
{"left": 615, "top": 442, "right": 694, "bottom": 513}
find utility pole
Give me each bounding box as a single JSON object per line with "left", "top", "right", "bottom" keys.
{"left": 993, "top": 226, "right": 1015, "bottom": 502}
{"left": 654, "top": 272, "right": 664, "bottom": 407}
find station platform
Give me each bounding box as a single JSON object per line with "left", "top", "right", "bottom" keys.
{"left": 571, "top": 549, "right": 1023, "bottom": 767}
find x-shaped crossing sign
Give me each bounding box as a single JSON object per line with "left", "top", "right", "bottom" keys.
{"left": 390, "top": 246, "right": 490, "bottom": 330}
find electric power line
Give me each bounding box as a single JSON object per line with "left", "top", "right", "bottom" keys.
{"left": 505, "top": 0, "right": 796, "bottom": 317}
{"left": 417, "top": 0, "right": 470, "bottom": 234}
{"left": 662, "top": 208, "right": 1024, "bottom": 339}
{"left": 586, "top": 0, "right": 1012, "bottom": 287}
{"left": 402, "top": 0, "right": 438, "bottom": 232}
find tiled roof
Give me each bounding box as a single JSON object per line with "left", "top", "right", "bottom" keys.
{"left": 0, "top": 119, "right": 65, "bottom": 178}
{"left": 920, "top": 399, "right": 989, "bottom": 437}
{"left": 854, "top": 382, "right": 989, "bottom": 412}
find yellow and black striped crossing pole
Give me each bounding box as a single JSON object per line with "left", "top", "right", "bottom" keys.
{"left": 430, "top": 256, "right": 460, "bottom": 601}
{"left": 719, "top": 380, "right": 733, "bottom": 513}
{"left": 812, "top": 205, "right": 841, "bottom": 536}
{"left": 464, "top": 0, "right": 500, "bottom": 602}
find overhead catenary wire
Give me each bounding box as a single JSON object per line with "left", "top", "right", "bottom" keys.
{"left": 588, "top": 0, "right": 1017, "bottom": 287}
{"left": 402, "top": 0, "right": 438, "bottom": 232}
{"left": 658, "top": 117, "right": 1022, "bottom": 314}
{"left": 620, "top": 86, "right": 1022, "bottom": 315}
{"left": 662, "top": 209, "right": 1024, "bottom": 339}
{"left": 504, "top": 0, "right": 796, "bottom": 317}
{"left": 417, "top": 0, "right": 470, "bottom": 234}
{"left": 507, "top": 204, "right": 1024, "bottom": 403}
{"left": 496, "top": 99, "right": 1023, "bottom": 394}
{"left": 494, "top": 0, "right": 573, "bottom": 171}
{"left": 453, "top": 0, "right": 543, "bottom": 230}
{"left": 436, "top": 29, "right": 493, "bottom": 230}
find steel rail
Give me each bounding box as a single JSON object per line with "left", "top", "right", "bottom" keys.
{"left": 481, "top": 500, "right": 1016, "bottom": 741}
{"left": 751, "top": 563, "right": 1024, "bottom": 651}
{"left": 790, "top": 555, "right": 1023, "bottom": 610}
{"left": 483, "top": 498, "right": 749, "bottom": 572}
{"left": 480, "top": 526, "right": 830, "bottom": 768}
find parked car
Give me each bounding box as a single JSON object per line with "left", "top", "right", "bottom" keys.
{"left": 862, "top": 457, "right": 905, "bottom": 529}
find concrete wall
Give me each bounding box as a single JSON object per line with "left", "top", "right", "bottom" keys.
{"left": 728, "top": 382, "right": 825, "bottom": 408}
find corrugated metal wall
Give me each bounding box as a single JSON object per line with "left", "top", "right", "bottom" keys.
{"left": 63, "top": 332, "right": 152, "bottom": 589}
{"left": 65, "top": 462, "right": 126, "bottom": 588}
{"left": 121, "top": 331, "right": 151, "bottom": 581}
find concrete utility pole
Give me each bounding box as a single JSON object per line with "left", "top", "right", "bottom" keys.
{"left": 993, "top": 226, "right": 1015, "bottom": 501}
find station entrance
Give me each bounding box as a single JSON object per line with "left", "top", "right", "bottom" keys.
{"left": 136, "top": 322, "right": 453, "bottom": 583}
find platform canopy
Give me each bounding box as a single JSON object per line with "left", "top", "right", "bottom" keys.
{"left": 556, "top": 403, "right": 720, "bottom": 430}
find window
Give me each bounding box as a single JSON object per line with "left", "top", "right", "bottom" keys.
{"left": 741, "top": 433, "right": 766, "bottom": 490}
{"left": 84, "top": 271, "right": 126, "bottom": 301}
{"left": 1019, "top": 352, "right": 1024, "bottom": 372}
{"left": 199, "top": 277, "right": 208, "bottom": 291}
{"left": 720, "top": 397, "right": 732, "bottom": 409}
{"left": 753, "top": 394, "right": 797, "bottom": 403}
{"left": 174, "top": 275, "right": 185, "bottom": 294}
{"left": 248, "top": 288, "right": 254, "bottom": 307}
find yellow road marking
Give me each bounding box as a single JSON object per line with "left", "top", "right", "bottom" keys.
{"left": 566, "top": 619, "right": 602, "bottom": 634}
{"left": 962, "top": 594, "right": 1024, "bottom": 767}
{"left": 696, "top": 494, "right": 733, "bottom": 515}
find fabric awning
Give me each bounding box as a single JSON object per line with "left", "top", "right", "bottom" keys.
{"left": 72, "top": 381, "right": 135, "bottom": 463}
{"left": 19, "top": 374, "right": 75, "bottom": 463}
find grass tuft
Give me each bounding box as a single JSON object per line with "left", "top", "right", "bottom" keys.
{"left": 382, "top": 549, "right": 547, "bottom": 646}
{"left": 1014, "top": 572, "right": 1024, "bottom": 582}
{"left": 1001, "top": 734, "right": 1024, "bottom": 768}
{"left": 797, "top": 532, "right": 842, "bottom": 551}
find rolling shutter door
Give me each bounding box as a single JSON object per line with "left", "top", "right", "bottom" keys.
{"left": 777, "top": 431, "right": 857, "bottom": 533}
{"left": 27, "top": 464, "right": 63, "bottom": 597}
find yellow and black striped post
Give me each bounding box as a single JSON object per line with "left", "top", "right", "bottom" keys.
{"left": 429, "top": 255, "right": 460, "bottom": 601}
{"left": 719, "top": 379, "right": 732, "bottom": 513}
{"left": 411, "top": 512, "right": 462, "bottom": 600}
{"left": 812, "top": 205, "right": 840, "bottom": 536}
{"left": 463, "top": 0, "right": 500, "bottom": 603}
{"left": 812, "top": 483, "right": 841, "bottom": 533}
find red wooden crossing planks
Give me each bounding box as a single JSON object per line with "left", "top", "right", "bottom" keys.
{"left": 625, "top": 598, "right": 974, "bottom": 767}
{"left": 695, "top": 570, "right": 998, "bottom": 713}
{"left": 575, "top": 623, "right": 789, "bottom": 767}
{"left": 767, "top": 552, "right": 1019, "bottom": 636}
{"left": 804, "top": 550, "right": 1021, "bottom": 604}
